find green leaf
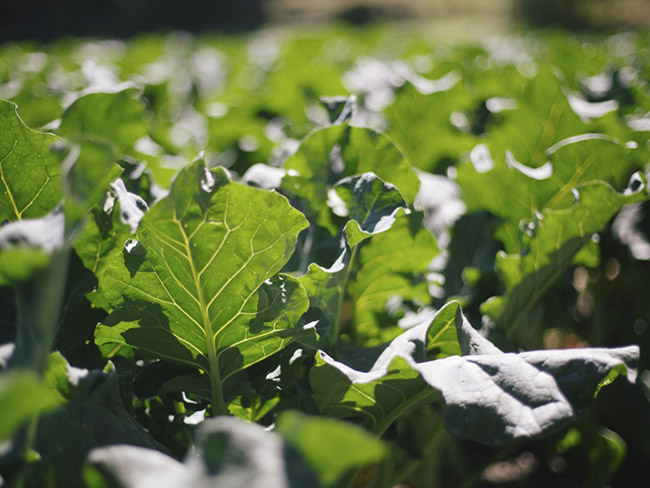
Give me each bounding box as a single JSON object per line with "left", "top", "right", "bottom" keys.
{"left": 312, "top": 301, "right": 639, "bottom": 445}
{"left": 0, "top": 99, "right": 61, "bottom": 222}
{"left": 385, "top": 81, "right": 477, "bottom": 172}
{"left": 58, "top": 88, "right": 148, "bottom": 155}
{"left": 334, "top": 173, "right": 408, "bottom": 247}
{"left": 281, "top": 124, "right": 419, "bottom": 234}
{"left": 276, "top": 410, "right": 386, "bottom": 486}
{"left": 458, "top": 135, "right": 642, "bottom": 237}
{"left": 493, "top": 177, "right": 649, "bottom": 331}
{"left": 352, "top": 212, "right": 439, "bottom": 345}
{"left": 95, "top": 160, "right": 309, "bottom": 413}
{"left": 0, "top": 371, "right": 62, "bottom": 442}
{"left": 487, "top": 70, "right": 586, "bottom": 169}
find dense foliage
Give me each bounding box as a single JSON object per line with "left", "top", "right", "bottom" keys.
{"left": 1, "top": 26, "right": 649, "bottom": 487}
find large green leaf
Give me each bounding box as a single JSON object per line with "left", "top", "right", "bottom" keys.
{"left": 95, "top": 160, "right": 310, "bottom": 413}
{"left": 385, "top": 81, "right": 478, "bottom": 172}
{"left": 486, "top": 70, "right": 586, "bottom": 169}
{"left": 0, "top": 99, "right": 61, "bottom": 222}
{"left": 312, "top": 301, "right": 638, "bottom": 445}
{"left": 458, "top": 135, "right": 643, "bottom": 240}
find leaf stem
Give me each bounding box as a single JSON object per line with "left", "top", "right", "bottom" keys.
{"left": 207, "top": 342, "right": 227, "bottom": 416}
{"left": 330, "top": 244, "right": 359, "bottom": 352}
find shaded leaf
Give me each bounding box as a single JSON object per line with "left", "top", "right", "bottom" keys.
{"left": 34, "top": 362, "right": 167, "bottom": 488}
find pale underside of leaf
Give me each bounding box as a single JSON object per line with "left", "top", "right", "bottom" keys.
{"left": 312, "top": 302, "right": 638, "bottom": 444}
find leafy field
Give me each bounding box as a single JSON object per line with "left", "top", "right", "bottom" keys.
{"left": 1, "top": 25, "right": 650, "bottom": 487}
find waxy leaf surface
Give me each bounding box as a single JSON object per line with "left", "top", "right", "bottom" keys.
{"left": 312, "top": 302, "right": 638, "bottom": 444}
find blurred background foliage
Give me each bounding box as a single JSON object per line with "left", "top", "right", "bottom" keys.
{"left": 1, "top": 0, "right": 650, "bottom": 43}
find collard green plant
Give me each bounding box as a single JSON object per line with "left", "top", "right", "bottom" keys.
{"left": 1, "top": 26, "right": 649, "bottom": 488}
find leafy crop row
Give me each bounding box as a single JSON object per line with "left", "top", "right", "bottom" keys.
{"left": 0, "top": 27, "right": 649, "bottom": 487}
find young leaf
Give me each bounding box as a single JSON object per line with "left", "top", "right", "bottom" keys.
{"left": 281, "top": 124, "right": 419, "bottom": 234}
{"left": 334, "top": 172, "right": 408, "bottom": 247}
{"left": 0, "top": 99, "right": 61, "bottom": 222}
{"left": 95, "top": 160, "right": 309, "bottom": 414}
